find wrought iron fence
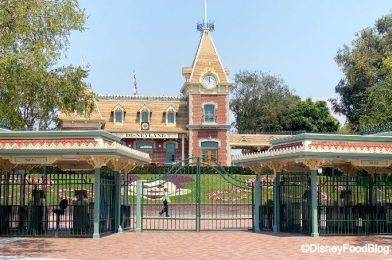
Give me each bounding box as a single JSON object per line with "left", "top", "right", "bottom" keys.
{"left": 319, "top": 173, "right": 392, "bottom": 235}
{"left": 0, "top": 167, "right": 94, "bottom": 237}
{"left": 360, "top": 123, "right": 392, "bottom": 135}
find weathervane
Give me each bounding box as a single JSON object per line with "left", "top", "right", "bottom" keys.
{"left": 197, "top": 0, "right": 214, "bottom": 32}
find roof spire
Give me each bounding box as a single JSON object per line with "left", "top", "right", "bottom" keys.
{"left": 197, "top": 0, "right": 214, "bottom": 32}
{"left": 204, "top": 0, "right": 207, "bottom": 24}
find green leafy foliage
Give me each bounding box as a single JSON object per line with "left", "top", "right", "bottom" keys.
{"left": 331, "top": 12, "right": 392, "bottom": 132}
{"left": 230, "top": 71, "right": 299, "bottom": 132}
{"left": 290, "top": 98, "right": 339, "bottom": 133}
{"left": 230, "top": 71, "right": 339, "bottom": 133}
{"left": 0, "top": 0, "right": 94, "bottom": 130}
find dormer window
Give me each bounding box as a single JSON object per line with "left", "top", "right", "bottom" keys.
{"left": 166, "top": 105, "right": 176, "bottom": 125}
{"left": 139, "top": 105, "right": 151, "bottom": 123}
{"left": 114, "top": 110, "right": 123, "bottom": 123}
{"left": 141, "top": 110, "right": 149, "bottom": 122}
{"left": 112, "top": 104, "right": 125, "bottom": 124}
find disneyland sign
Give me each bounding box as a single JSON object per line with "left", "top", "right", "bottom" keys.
{"left": 116, "top": 132, "right": 179, "bottom": 139}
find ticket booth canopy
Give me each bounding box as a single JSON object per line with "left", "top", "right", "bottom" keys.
{"left": 232, "top": 133, "right": 392, "bottom": 173}
{"left": 233, "top": 133, "right": 392, "bottom": 237}
{"left": 0, "top": 130, "right": 150, "bottom": 171}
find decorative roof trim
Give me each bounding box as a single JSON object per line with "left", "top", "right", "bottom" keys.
{"left": 270, "top": 133, "right": 392, "bottom": 145}
{"left": 97, "top": 95, "right": 187, "bottom": 102}
{"left": 0, "top": 130, "right": 122, "bottom": 143}
{"left": 0, "top": 137, "right": 150, "bottom": 163}
{"left": 189, "top": 31, "right": 205, "bottom": 82}
{"left": 232, "top": 139, "right": 392, "bottom": 165}
{"left": 111, "top": 103, "right": 126, "bottom": 112}
{"left": 93, "top": 98, "right": 103, "bottom": 120}
{"left": 166, "top": 104, "right": 176, "bottom": 112}
{"left": 138, "top": 104, "right": 151, "bottom": 113}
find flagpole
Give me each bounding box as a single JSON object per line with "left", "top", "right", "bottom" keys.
{"left": 204, "top": 0, "right": 207, "bottom": 23}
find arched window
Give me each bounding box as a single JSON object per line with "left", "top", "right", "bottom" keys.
{"left": 139, "top": 105, "right": 151, "bottom": 123}
{"left": 203, "top": 104, "right": 216, "bottom": 123}
{"left": 201, "top": 141, "right": 219, "bottom": 162}
{"left": 166, "top": 106, "right": 176, "bottom": 125}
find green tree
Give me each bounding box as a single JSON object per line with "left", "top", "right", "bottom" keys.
{"left": 330, "top": 12, "right": 392, "bottom": 132}
{"left": 290, "top": 98, "right": 340, "bottom": 133}
{"left": 230, "top": 71, "right": 299, "bottom": 132}
{"left": 0, "top": 0, "right": 94, "bottom": 130}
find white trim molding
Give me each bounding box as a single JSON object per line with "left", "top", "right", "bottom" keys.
{"left": 198, "top": 138, "right": 221, "bottom": 148}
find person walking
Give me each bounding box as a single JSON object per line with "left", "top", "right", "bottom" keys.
{"left": 159, "top": 188, "right": 170, "bottom": 217}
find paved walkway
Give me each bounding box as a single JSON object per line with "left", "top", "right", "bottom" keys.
{"left": 0, "top": 232, "right": 392, "bottom": 260}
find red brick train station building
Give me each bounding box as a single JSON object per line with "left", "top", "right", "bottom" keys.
{"left": 60, "top": 26, "right": 240, "bottom": 166}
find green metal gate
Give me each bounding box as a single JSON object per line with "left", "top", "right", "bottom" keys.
{"left": 120, "top": 173, "right": 136, "bottom": 231}
{"left": 279, "top": 173, "right": 311, "bottom": 233}
{"left": 139, "top": 158, "right": 254, "bottom": 231}
{"left": 99, "top": 169, "right": 116, "bottom": 235}
{"left": 259, "top": 175, "right": 274, "bottom": 231}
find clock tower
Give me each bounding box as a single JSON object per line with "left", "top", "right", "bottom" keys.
{"left": 181, "top": 23, "right": 232, "bottom": 165}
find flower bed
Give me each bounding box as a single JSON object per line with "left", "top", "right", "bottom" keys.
{"left": 207, "top": 188, "right": 251, "bottom": 202}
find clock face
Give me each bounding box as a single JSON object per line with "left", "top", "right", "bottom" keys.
{"left": 141, "top": 122, "right": 149, "bottom": 130}
{"left": 202, "top": 74, "right": 217, "bottom": 89}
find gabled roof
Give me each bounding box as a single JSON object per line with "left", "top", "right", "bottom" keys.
{"left": 166, "top": 104, "right": 176, "bottom": 112}
{"left": 138, "top": 104, "right": 152, "bottom": 112}
{"left": 189, "top": 30, "right": 229, "bottom": 84}
{"left": 111, "top": 103, "right": 126, "bottom": 112}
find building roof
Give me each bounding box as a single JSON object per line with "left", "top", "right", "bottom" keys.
{"left": 0, "top": 130, "right": 150, "bottom": 171}
{"left": 181, "top": 30, "right": 230, "bottom": 94}
{"left": 95, "top": 95, "right": 189, "bottom": 133}
{"left": 229, "top": 134, "right": 289, "bottom": 149}
{"left": 189, "top": 30, "right": 229, "bottom": 84}
{"left": 58, "top": 97, "right": 104, "bottom": 123}
{"left": 60, "top": 95, "right": 189, "bottom": 133}
{"left": 232, "top": 133, "right": 392, "bottom": 173}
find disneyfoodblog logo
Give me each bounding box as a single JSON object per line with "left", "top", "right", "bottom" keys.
{"left": 301, "top": 243, "right": 390, "bottom": 255}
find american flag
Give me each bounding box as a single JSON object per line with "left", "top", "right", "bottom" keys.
{"left": 133, "top": 71, "right": 138, "bottom": 96}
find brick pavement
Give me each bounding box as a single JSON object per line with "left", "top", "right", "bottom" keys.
{"left": 0, "top": 232, "right": 392, "bottom": 260}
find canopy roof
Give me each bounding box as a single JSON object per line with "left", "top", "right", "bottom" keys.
{"left": 0, "top": 130, "right": 150, "bottom": 171}
{"left": 232, "top": 133, "right": 392, "bottom": 174}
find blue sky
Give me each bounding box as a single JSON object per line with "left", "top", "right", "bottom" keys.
{"left": 62, "top": 0, "right": 391, "bottom": 102}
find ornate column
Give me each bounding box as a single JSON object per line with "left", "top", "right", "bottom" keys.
{"left": 135, "top": 179, "right": 143, "bottom": 232}
{"left": 181, "top": 134, "right": 185, "bottom": 165}
{"left": 93, "top": 167, "right": 101, "bottom": 239}
{"left": 273, "top": 171, "right": 280, "bottom": 233}
{"left": 114, "top": 172, "right": 122, "bottom": 233}
{"left": 310, "top": 169, "right": 319, "bottom": 237}
{"left": 91, "top": 156, "right": 110, "bottom": 239}
{"left": 253, "top": 174, "right": 261, "bottom": 233}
